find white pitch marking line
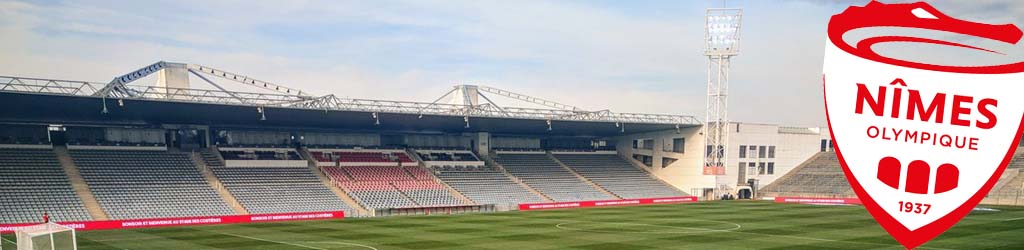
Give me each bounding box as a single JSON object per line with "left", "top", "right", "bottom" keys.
{"left": 734, "top": 231, "right": 953, "bottom": 250}
{"left": 555, "top": 220, "right": 741, "bottom": 234}
{"left": 90, "top": 236, "right": 165, "bottom": 242}
{"left": 301, "top": 241, "right": 378, "bottom": 250}
{"left": 1003, "top": 217, "right": 1024, "bottom": 221}
{"left": 212, "top": 232, "right": 327, "bottom": 250}
{"left": 2, "top": 237, "right": 16, "bottom": 244}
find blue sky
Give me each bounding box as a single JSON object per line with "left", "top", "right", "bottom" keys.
{"left": 0, "top": 0, "right": 1020, "bottom": 127}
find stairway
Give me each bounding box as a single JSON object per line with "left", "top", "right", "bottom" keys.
{"left": 200, "top": 149, "right": 225, "bottom": 167}
{"left": 191, "top": 151, "right": 249, "bottom": 215}
{"left": 53, "top": 146, "right": 109, "bottom": 221}
{"left": 548, "top": 152, "right": 622, "bottom": 199}
{"left": 482, "top": 153, "right": 553, "bottom": 202}
{"left": 299, "top": 148, "right": 370, "bottom": 217}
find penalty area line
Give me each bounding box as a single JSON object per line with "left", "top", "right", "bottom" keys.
{"left": 552, "top": 219, "right": 952, "bottom": 250}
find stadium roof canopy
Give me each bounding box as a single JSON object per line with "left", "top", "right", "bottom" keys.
{"left": 0, "top": 61, "right": 700, "bottom": 136}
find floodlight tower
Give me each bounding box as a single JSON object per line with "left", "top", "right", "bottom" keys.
{"left": 704, "top": 8, "right": 742, "bottom": 186}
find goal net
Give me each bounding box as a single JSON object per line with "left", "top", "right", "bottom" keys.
{"left": 14, "top": 223, "right": 76, "bottom": 250}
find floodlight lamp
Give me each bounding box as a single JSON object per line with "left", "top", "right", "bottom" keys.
{"left": 705, "top": 9, "right": 743, "bottom": 56}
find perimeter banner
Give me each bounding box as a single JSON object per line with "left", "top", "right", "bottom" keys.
{"left": 823, "top": 1, "right": 1024, "bottom": 249}
{"left": 519, "top": 196, "right": 698, "bottom": 211}
{"left": 773, "top": 197, "right": 861, "bottom": 205}
{"left": 0, "top": 211, "right": 345, "bottom": 233}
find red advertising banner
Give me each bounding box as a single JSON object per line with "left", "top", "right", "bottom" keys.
{"left": 518, "top": 196, "right": 698, "bottom": 211}
{"left": 773, "top": 197, "right": 861, "bottom": 205}
{"left": 0, "top": 211, "right": 344, "bottom": 233}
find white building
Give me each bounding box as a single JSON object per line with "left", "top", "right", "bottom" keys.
{"left": 615, "top": 122, "right": 831, "bottom": 199}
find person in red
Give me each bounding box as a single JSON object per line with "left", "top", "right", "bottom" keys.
{"left": 43, "top": 212, "right": 49, "bottom": 223}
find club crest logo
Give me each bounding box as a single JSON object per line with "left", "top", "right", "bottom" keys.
{"left": 823, "top": 1, "right": 1024, "bottom": 249}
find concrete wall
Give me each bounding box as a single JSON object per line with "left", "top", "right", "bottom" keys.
{"left": 613, "top": 126, "right": 714, "bottom": 195}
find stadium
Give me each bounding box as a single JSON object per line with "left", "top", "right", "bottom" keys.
{"left": 3, "top": 2, "right": 1024, "bottom": 250}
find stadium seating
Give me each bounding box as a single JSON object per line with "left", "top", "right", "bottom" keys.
{"left": 70, "top": 150, "right": 236, "bottom": 220}
{"left": 220, "top": 150, "right": 302, "bottom": 160}
{"left": 324, "top": 166, "right": 466, "bottom": 209}
{"left": 417, "top": 152, "right": 480, "bottom": 161}
{"left": 495, "top": 154, "right": 615, "bottom": 202}
{"left": 989, "top": 173, "right": 1024, "bottom": 200}
{"left": 334, "top": 179, "right": 419, "bottom": 209}
{"left": 0, "top": 149, "right": 93, "bottom": 224}
{"left": 760, "top": 151, "right": 1024, "bottom": 201}
{"left": 984, "top": 153, "right": 1024, "bottom": 202}
{"left": 434, "top": 165, "right": 546, "bottom": 205}
{"left": 211, "top": 166, "right": 355, "bottom": 214}
{"left": 67, "top": 141, "right": 166, "bottom": 148}
{"left": 310, "top": 151, "right": 331, "bottom": 162}
{"left": 553, "top": 154, "right": 688, "bottom": 198}
{"left": 759, "top": 152, "right": 854, "bottom": 197}
{"left": 0, "top": 137, "right": 50, "bottom": 145}
{"left": 312, "top": 151, "right": 415, "bottom": 163}
{"left": 401, "top": 167, "right": 466, "bottom": 206}
{"left": 1009, "top": 153, "right": 1024, "bottom": 169}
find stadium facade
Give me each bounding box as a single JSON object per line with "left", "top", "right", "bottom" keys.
{"left": 615, "top": 122, "right": 831, "bottom": 198}
{"left": 0, "top": 61, "right": 833, "bottom": 227}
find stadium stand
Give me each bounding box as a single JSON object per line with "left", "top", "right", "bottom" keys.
{"left": 417, "top": 151, "right": 480, "bottom": 162}
{"left": 553, "top": 153, "right": 688, "bottom": 198}
{"left": 495, "top": 153, "right": 615, "bottom": 202}
{"left": 402, "top": 166, "right": 468, "bottom": 206}
{"left": 989, "top": 173, "right": 1023, "bottom": 201}
{"left": 0, "top": 148, "right": 93, "bottom": 224}
{"left": 220, "top": 149, "right": 301, "bottom": 160}
{"left": 759, "top": 150, "right": 1024, "bottom": 204}
{"left": 345, "top": 152, "right": 412, "bottom": 163}
{"left": 67, "top": 141, "right": 166, "bottom": 148}
{"left": 324, "top": 165, "right": 467, "bottom": 209}
{"left": 433, "top": 165, "right": 546, "bottom": 205}
{"left": 310, "top": 150, "right": 415, "bottom": 166}
{"left": 69, "top": 150, "right": 236, "bottom": 220}
{"left": 211, "top": 165, "right": 355, "bottom": 215}
{"left": 759, "top": 152, "right": 854, "bottom": 197}
{"left": 201, "top": 150, "right": 225, "bottom": 167}
{"left": 985, "top": 152, "right": 1024, "bottom": 204}
{"left": 1010, "top": 153, "right": 1024, "bottom": 169}
{"left": 0, "top": 137, "right": 50, "bottom": 145}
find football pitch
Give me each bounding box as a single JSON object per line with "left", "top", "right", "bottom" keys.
{"left": 4, "top": 201, "right": 1024, "bottom": 250}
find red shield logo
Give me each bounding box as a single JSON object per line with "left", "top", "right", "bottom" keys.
{"left": 823, "top": 1, "right": 1024, "bottom": 249}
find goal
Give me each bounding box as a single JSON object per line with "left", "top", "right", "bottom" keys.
{"left": 14, "top": 223, "right": 76, "bottom": 250}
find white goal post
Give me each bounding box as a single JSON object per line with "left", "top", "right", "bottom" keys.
{"left": 13, "top": 223, "right": 76, "bottom": 250}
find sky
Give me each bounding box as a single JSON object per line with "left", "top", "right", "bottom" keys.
{"left": 1, "top": 0, "right": 1022, "bottom": 127}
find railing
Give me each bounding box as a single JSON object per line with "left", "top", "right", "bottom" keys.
{"left": 372, "top": 204, "right": 496, "bottom": 217}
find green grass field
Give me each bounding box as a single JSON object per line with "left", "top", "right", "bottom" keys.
{"left": 4, "top": 201, "right": 1024, "bottom": 249}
